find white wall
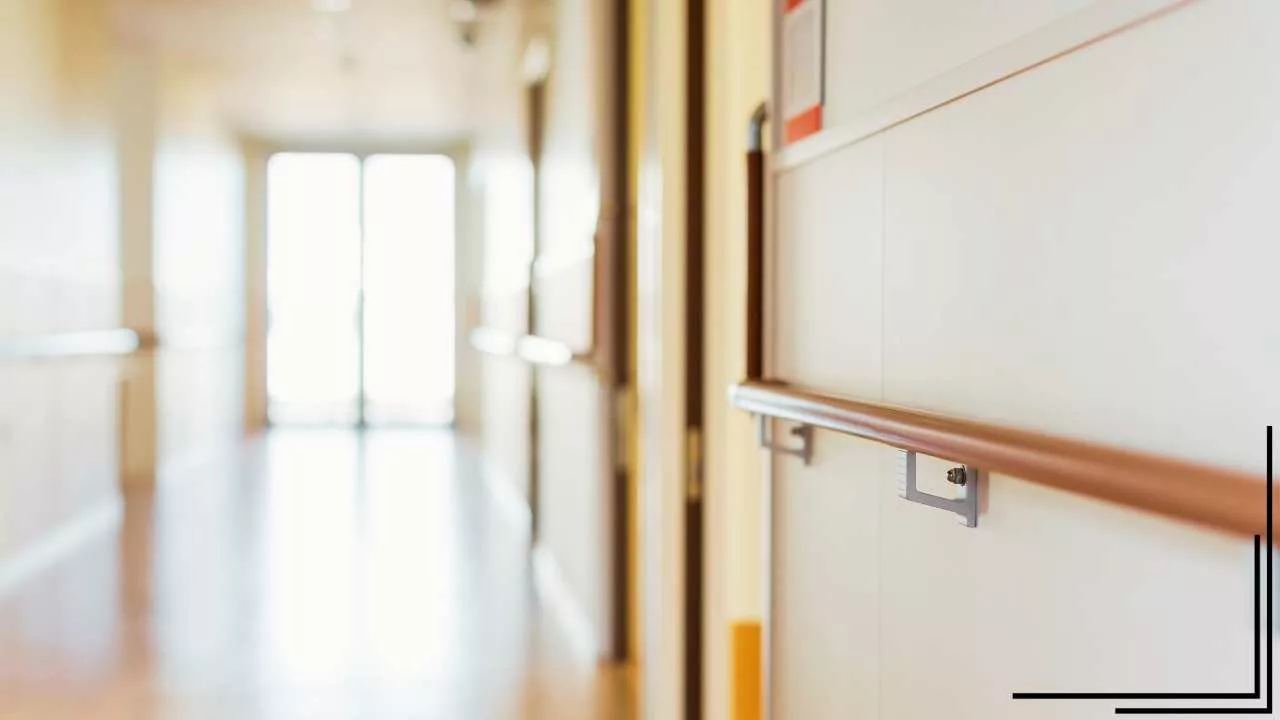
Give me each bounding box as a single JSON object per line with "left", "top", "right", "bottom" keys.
{"left": 112, "top": 53, "right": 248, "bottom": 486}
{"left": 822, "top": 0, "right": 1094, "bottom": 123}
{"left": 768, "top": 0, "right": 1278, "bottom": 716}
{"left": 531, "top": 0, "right": 617, "bottom": 658}
{"left": 476, "top": 0, "right": 540, "bottom": 504}
{"left": 477, "top": 149, "right": 535, "bottom": 505}
{"left": 453, "top": 148, "right": 484, "bottom": 437}
{"left": 153, "top": 122, "right": 246, "bottom": 476}
{"left": 703, "top": 0, "right": 772, "bottom": 715}
{"left": 470, "top": 0, "right": 626, "bottom": 664}
{"left": 0, "top": 0, "right": 124, "bottom": 571}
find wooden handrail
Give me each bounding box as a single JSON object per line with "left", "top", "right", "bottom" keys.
{"left": 0, "top": 329, "right": 149, "bottom": 361}
{"left": 736, "top": 102, "right": 1271, "bottom": 539}
{"left": 469, "top": 326, "right": 595, "bottom": 368}
{"left": 733, "top": 379, "right": 1273, "bottom": 539}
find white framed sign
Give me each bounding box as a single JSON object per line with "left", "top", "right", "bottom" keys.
{"left": 782, "top": 0, "right": 824, "bottom": 143}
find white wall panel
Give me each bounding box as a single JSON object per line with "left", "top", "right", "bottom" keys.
{"left": 881, "top": 0, "right": 1280, "bottom": 470}
{"left": 153, "top": 131, "right": 246, "bottom": 475}
{"left": 773, "top": 138, "right": 884, "bottom": 396}
{"left": 538, "top": 363, "right": 608, "bottom": 643}
{"left": 535, "top": 254, "right": 595, "bottom": 351}
{"left": 523, "top": 0, "right": 614, "bottom": 660}
{"left": 770, "top": 125, "right": 886, "bottom": 720}
{"left": 823, "top": 0, "right": 1093, "bottom": 128}
{"left": 879, "top": 456, "right": 1250, "bottom": 719}
{"left": 767, "top": 0, "right": 1279, "bottom": 717}
{"left": 480, "top": 355, "right": 533, "bottom": 501}
{"left": 771, "top": 433, "right": 883, "bottom": 719}
{"left": 480, "top": 288, "right": 533, "bottom": 503}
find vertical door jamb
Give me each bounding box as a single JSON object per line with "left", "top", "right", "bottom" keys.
{"left": 527, "top": 81, "right": 547, "bottom": 542}
{"left": 607, "top": 0, "right": 634, "bottom": 663}
{"left": 684, "top": 0, "right": 707, "bottom": 714}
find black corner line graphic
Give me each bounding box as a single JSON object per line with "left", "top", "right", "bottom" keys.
{"left": 1012, "top": 425, "right": 1273, "bottom": 715}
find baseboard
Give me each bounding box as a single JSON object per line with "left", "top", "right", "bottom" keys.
{"left": 0, "top": 497, "right": 124, "bottom": 599}
{"left": 479, "top": 454, "right": 532, "bottom": 533}
{"left": 533, "top": 544, "right": 599, "bottom": 663}
{"left": 473, "top": 440, "right": 597, "bottom": 662}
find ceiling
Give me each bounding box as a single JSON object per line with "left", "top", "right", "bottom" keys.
{"left": 115, "top": 0, "right": 520, "bottom": 143}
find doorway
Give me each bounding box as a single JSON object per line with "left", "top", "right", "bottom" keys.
{"left": 266, "top": 152, "right": 456, "bottom": 427}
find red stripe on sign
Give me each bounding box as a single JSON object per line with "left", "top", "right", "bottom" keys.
{"left": 784, "top": 0, "right": 807, "bottom": 11}
{"left": 784, "top": 105, "right": 822, "bottom": 143}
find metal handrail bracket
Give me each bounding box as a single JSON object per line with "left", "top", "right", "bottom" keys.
{"left": 898, "top": 450, "right": 980, "bottom": 528}
{"left": 756, "top": 415, "right": 813, "bottom": 466}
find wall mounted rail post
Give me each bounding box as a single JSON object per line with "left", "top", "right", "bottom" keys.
{"left": 897, "top": 450, "right": 980, "bottom": 527}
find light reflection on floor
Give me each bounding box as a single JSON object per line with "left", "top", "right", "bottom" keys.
{"left": 0, "top": 430, "right": 633, "bottom": 719}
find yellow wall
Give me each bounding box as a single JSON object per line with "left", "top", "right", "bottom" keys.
{"left": 703, "top": 0, "right": 771, "bottom": 717}
{"left": 632, "top": 0, "right": 774, "bottom": 711}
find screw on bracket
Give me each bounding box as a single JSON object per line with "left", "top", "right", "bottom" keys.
{"left": 898, "top": 451, "right": 980, "bottom": 528}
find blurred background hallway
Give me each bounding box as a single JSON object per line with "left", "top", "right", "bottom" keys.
{"left": 5, "top": 0, "right": 1278, "bottom": 717}
{"left": 1, "top": 0, "right": 637, "bottom": 714}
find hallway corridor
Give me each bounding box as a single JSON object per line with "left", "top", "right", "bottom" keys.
{"left": 0, "top": 431, "right": 633, "bottom": 720}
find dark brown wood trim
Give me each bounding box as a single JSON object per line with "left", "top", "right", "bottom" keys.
{"left": 527, "top": 80, "right": 546, "bottom": 544}
{"left": 608, "top": 0, "right": 632, "bottom": 664}
{"left": 610, "top": 5, "right": 631, "bottom": 394}
{"left": 746, "top": 100, "right": 773, "bottom": 720}
{"left": 745, "top": 104, "right": 767, "bottom": 381}
{"left": 685, "top": 0, "right": 706, "bottom": 714}
{"left": 732, "top": 379, "right": 1274, "bottom": 539}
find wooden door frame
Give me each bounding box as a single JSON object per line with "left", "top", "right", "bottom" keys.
{"left": 525, "top": 78, "right": 546, "bottom": 542}
{"left": 635, "top": 0, "right": 706, "bottom": 714}
{"left": 684, "top": 0, "right": 707, "bottom": 714}
{"left": 605, "top": 0, "right": 633, "bottom": 663}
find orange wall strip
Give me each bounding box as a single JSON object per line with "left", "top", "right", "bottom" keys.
{"left": 730, "top": 621, "right": 763, "bottom": 720}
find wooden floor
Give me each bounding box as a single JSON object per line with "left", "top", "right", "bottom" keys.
{"left": 0, "top": 430, "right": 634, "bottom": 719}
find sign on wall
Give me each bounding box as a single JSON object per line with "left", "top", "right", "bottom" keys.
{"left": 782, "top": 0, "right": 824, "bottom": 143}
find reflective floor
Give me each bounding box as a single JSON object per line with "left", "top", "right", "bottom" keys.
{"left": 0, "top": 430, "right": 632, "bottom": 719}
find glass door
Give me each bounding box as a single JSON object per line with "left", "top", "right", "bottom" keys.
{"left": 362, "top": 154, "right": 455, "bottom": 426}
{"left": 266, "top": 152, "right": 456, "bottom": 427}
{"left": 267, "top": 153, "right": 363, "bottom": 425}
